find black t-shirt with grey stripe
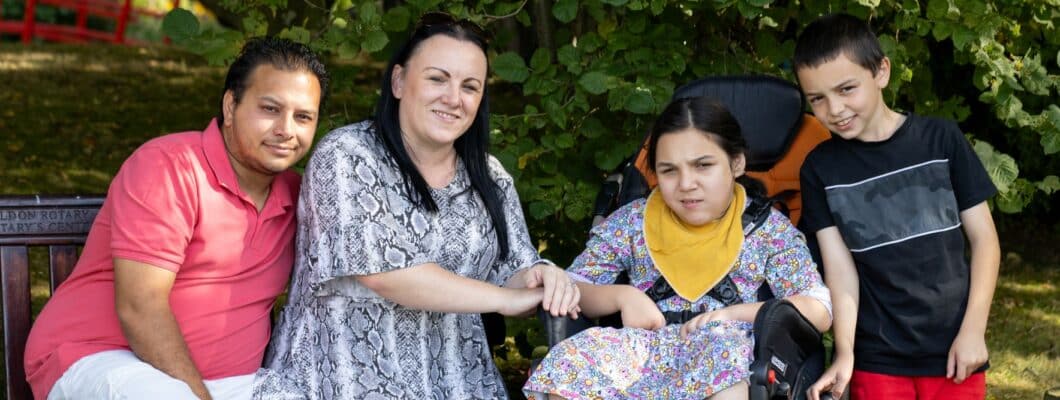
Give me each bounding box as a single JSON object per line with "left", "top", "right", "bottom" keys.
{"left": 800, "top": 113, "right": 996, "bottom": 376}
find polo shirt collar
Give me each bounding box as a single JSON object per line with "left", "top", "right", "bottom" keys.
{"left": 201, "top": 118, "right": 296, "bottom": 217}
{"left": 202, "top": 118, "right": 242, "bottom": 197}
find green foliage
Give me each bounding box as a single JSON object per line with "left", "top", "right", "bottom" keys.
{"left": 163, "top": 0, "right": 1059, "bottom": 262}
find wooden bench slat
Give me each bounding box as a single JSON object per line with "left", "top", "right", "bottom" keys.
{"left": 49, "top": 246, "right": 79, "bottom": 294}
{"left": 0, "top": 195, "right": 103, "bottom": 400}
{"left": 2, "top": 246, "right": 33, "bottom": 400}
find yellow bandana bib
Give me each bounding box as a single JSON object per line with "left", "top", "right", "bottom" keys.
{"left": 643, "top": 184, "right": 746, "bottom": 302}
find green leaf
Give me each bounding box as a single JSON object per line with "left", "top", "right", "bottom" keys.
{"left": 382, "top": 6, "right": 411, "bottom": 32}
{"left": 601, "top": 0, "right": 628, "bottom": 6}
{"left": 1037, "top": 175, "right": 1060, "bottom": 195}
{"left": 552, "top": 0, "right": 578, "bottom": 23}
{"left": 952, "top": 27, "right": 976, "bottom": 50}
{"left": 493, "top": 52, "right": 530, "bottom": 83}
{"left": 578, "top": 72, "right": 609, "bottom": 95}
{"left": 973, "top": 140, "right": 1018, "bottom": 192}
{"left": 362, "top": 30, "right": 389, "bottom": 53}
{"left": 278, "top": 27, "right": 311, "bottom": 44}
{"left": 555, "top": 133, "right": 575, "bottom": 149}
{"left": 557, "top": 45, "right": 580, "bottom": 73}
{"left": 162, "top": 8, "right": 199, "bottom": 43}
{"left": 359, "top": 2, "right": 381, "bottom": 25}
{"left": 529, "top": 201, "right": 554, "bottom": 220}
{"left": 530, "top": 48, "right": 551, "bottom": 72}
{"left": 995, "top": 178, "right": 1034, "bottom": 214}
{"left": 624, "top": 88, "right": 655, "bottom": 114}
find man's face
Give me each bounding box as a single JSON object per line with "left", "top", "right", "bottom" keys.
{"left": 221, "top": 64, "right": 321, "bottom": 182}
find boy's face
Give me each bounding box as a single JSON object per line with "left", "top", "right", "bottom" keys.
{"left": 797, "top": 53, "right": 892, "bottom": 142}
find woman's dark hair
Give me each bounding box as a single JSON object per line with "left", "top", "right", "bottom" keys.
{"left": 219, "top": 37, "right": 330, "bottom": 125}
{"left": 647, "top": 96, "right": 765, "bottom": 197}
{"left": 373, "top": 14, "right": 510, "bottom": 258}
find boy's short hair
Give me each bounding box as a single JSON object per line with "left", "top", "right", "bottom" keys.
{"left": 793, "top": 13, "right": 886, "bottom": 76}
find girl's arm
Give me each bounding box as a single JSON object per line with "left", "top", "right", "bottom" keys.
{"left": 576, "top": 283, "right": 665, "bottom": 330}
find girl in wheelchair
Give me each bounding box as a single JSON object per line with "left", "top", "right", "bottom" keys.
{"left": 524, "top": 96, "right": 833, "bottom": 400}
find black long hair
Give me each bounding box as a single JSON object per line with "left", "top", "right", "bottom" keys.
{"left": 647, "top": 96, "right": 765, "bottom": 197}
{"left": 373, "top": 16, "right": 509, "bottom": 258}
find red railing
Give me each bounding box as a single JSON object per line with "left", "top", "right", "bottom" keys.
{"left": 0, "top": 0, "right": 181, "bottom": 44}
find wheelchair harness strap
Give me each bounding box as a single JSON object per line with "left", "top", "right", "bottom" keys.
{"left": 651, "top": 195, "right": 776, "bottom": 325}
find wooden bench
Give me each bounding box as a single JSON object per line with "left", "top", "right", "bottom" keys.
{"left": 0, "top": 195, "right": 104, "bottom": 400}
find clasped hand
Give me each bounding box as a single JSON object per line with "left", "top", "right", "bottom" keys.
{"left": 519, "top": 263, "right": 582, "bottom": 319}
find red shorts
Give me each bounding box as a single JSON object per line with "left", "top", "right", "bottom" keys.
{"left": 849, "top": 370, "right": 986, "bottom": 400}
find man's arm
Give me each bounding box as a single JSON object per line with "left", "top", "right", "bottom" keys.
{"left": 948, "top": 201, "right": 1000, "bottom": 382}
{"left": 807, "top": 227, "right": 859, "bottom": 400}
{"left": 113, "top": 258, "right": 211, "bottom": 400}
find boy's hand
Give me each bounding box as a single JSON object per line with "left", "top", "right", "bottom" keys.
{"left": 947, "top": 329, "right": 988, "bottom": 383}
{"left": 679, "top": 307, "right": 733, "bottom": 339}
{"left": 618, "top": 287, "right": 665, "bottom": 330}
{"left": 807, "top": 351, "right": 853, "bottom": 400}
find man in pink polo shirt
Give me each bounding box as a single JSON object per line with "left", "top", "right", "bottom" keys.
{"left": 24, "top": 37, "right": 329, "bottom": 400}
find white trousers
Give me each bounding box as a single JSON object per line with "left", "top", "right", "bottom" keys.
{"left": 48, "top": 350, "right": 255, "bottom": 400}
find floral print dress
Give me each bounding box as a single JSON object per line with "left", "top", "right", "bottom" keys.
{"left": 252, "top": 121, "right": 547, "bottom": 399}
{"left": 523, "top": 199, "right": 830, "bottom": 399}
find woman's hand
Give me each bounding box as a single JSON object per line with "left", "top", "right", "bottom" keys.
{"left": 496, "top": 288, "right": 545, "bottom": 317}
{"left": 679, "top": 307, "right": 735, "bottom": 338}
{"left": 617, "top": 287, "right": 665, "bottom": 330}
{"left": 521, "top": 263, "right": 581, "bottom": 319}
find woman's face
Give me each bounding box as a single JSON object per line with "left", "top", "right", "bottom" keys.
{"left": 653, "top": 128, "right": 745, "bottom": 227}
{"left": 392, "top": 34, "right": 487, "bottom": 152}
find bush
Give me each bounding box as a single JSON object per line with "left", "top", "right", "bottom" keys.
{"left": 164, "top": 0, "right": 1059, "bottom": 264}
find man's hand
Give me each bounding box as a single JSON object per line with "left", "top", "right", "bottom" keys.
{"left": 617, "top": 287, "right": 665, "bottom": 330}
{"left": 522, "top": 263, "right": 581, "bottom": 319}
{"left": 807, "top": 351, "right": 853, "bottom": 400}
{"left": 947, "top": 329, "right": 988, "bottom": 383}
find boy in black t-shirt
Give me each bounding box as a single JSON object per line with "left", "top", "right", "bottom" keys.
{"left": 793, "top": 13, "right": 1001, "bottom": 400}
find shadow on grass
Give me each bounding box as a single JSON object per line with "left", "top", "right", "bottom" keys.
{"left": 986, "top": 258, "right": 1060, "bottom": 400}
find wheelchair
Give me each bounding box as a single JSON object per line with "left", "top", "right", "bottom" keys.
{"left": 533, "top": 75, "right": 835, "bottom": 400}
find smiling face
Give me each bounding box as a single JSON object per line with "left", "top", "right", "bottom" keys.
{"left": 391, "top": 34, "right": 487, "bottom": 153}
{"left": 653, "top": 128, "right": 745, "bottom": 227}
{"left": 222, "top": 64, "right": 321, "bottom": 184}
{"left": 797, "top": 52, "right": 893, "bottom": 142}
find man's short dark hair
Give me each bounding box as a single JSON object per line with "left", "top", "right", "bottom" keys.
{"left": 793, "top": 13, "right": 886, "bottom": 76}
{"left": 218, "top": 37, "right": 330, "bottom": 124}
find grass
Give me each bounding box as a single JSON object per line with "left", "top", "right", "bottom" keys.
{"left": 2, "top": 43, "right": 1057, "bottom": 399}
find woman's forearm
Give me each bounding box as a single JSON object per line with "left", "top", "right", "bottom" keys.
{"left": 356, "top": 263, "right": 541, "bottom": 315}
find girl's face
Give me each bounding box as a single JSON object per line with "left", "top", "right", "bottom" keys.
{"left": 653, "top": 128, "right": 745, "bottom": 227}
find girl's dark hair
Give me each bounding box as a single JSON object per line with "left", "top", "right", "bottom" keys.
{"left": 647, "top": 96, "right": 765, "bottom": 197}
{"left": 219, "top": 37, "right": 330, "bottom": 125}
{"left": 373, "top": 15, "right": 509, "bottom": 258}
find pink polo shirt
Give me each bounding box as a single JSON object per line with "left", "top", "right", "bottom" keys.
{"left": 24, "top": 119, "right": 300, "bottom": 399}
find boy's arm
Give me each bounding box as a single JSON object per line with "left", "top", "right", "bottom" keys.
{"left": 948, "top": 201, "right": 1000, "bottom": 383}
{"left": 807, "top": 227, "right": 859, "bottom": 400}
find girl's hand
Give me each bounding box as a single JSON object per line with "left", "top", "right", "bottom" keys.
{"left": 679, "top": 307, "right": 734, "bottom": 338}
{"left": 523, "top": 263, "right": 581, "bottom": 319}
{"left": 618, "top": 287, "right": 665, "bottom": 330}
